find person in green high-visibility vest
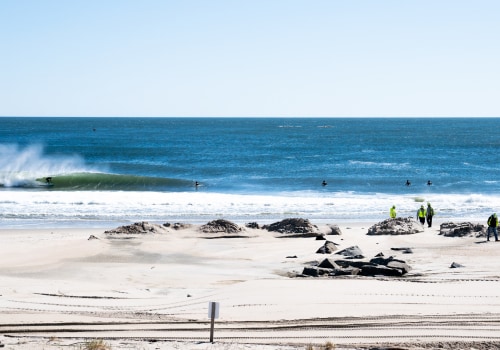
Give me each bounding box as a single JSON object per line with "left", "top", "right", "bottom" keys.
{"left": 487, "top": 213, "right": 499, "bottom": 241}
{"left": 426, "top": 203, "right": 435, "bottom": 228}
{"left": 417, "top": 205, "right": 426, "bottom": 225}
{"left": 390, "top": 205, "right": 397, "bottom": 219}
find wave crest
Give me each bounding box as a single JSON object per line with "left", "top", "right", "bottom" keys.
{"left": 0, "top": 144, "right": 92, "bottom": 187}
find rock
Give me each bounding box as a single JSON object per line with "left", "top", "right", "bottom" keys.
{"left": 245, "top": 222, "right": 260, "bottom": 229}
{"left": 316, "top": 235, "right": 326, "bottom": 240}
{"left": 439, "top": 222, "right": 486, "bottom": 237}
{"left": 302, "top": 267, "right": 319, "bottom": 277}
{"left": 391, "top": 247, "right": 413, "bottom": 254}
{"left": 335, "top": 260, "right": 366, "bottom": 269}
{"left": 327, "top": 224, "right": 342, "bottom": 235}
{"left": 105, "top": 222, "right": 170, "bottom": 235}
{"left": 318, "top": 258, "right": 340, "bottom": 269}
{"left": 263, "top": 218, "right": 320, "bottom": 236}
{"left": 286, "top": 255, "right": 298, "bottom": 259}
{"left": 164, "top": 222, "right": 191, "bottom": 230}
{"left": 316, "top": 241, "right": 338, "bottom": 254}
{"left": 306, "top": 260, "right": 360, "bottom": 276}
{"left": 360, "top": 264, "right": 404, "bottom": 277}
{"left": 450, "top": 262, "right": 465, "bottom": 268}
{"left": 386, "top": 260, "right": 412, "bottom": 274}
{"left": 335, "top": 245, "right": 364, "bottom": 259}
{"left": 87, "top": 235, "right": 99, "bottom": 240}
{"left": 370, "top": 257, "right": 411, "bottom": 274}
{"left": 367, "top": 217, "right": 423, "bottom": 235}
{"left": 200, "top": 219, "right": 242, "bottom": 234}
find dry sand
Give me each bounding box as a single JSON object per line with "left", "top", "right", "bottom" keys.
{"left": 1, "top": 218, "right": 500, "bottom": 349}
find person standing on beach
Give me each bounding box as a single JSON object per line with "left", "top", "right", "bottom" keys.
{"left": 390, "top": 205, "right": 397, "bottom": 219}
{"left": 417, "top": 205, "right": 426, "bottom": 225}
{"left": 426, "top": 203, "right": 435, "bottom": 228}
{"left": 487, "top": 213, "right": 499, "bottom": 241}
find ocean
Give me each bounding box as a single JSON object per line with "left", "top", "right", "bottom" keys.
{"left": 1, "top": 117, "right": 499, "bottom": 228}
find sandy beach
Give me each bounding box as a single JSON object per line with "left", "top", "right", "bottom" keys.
{"left": 1, "top": 218, "right": 500, "bottom": 350}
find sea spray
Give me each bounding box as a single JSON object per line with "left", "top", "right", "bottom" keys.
{"left": 0, "top": 144, "right": 96, "bottom": 187}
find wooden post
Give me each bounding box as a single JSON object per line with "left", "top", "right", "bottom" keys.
{"left": 209, "top": 301, "right": 216, "bottom": 343}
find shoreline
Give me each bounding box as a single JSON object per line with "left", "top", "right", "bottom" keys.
{"left": 1, "top": 218, "right": 500, "bottom": 349}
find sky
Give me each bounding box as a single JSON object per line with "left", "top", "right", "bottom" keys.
{"left": 1, "top": 0, "right": 499, "bottom": 117}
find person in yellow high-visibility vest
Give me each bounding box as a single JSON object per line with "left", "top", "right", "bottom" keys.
{"left": 390, "top": 205, "right": 397, "bottom": 219}
{"left": 417, "top": 205, "right": 426, "bottom": 225}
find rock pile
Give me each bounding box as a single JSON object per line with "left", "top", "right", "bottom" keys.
{"left": 439, "top": 222, "right": 486, "bottom": 237}
{"left": 200, "top": 219, "right": 242, "bottom": 234}
{"left": 263, "top": 218, "right": 321, "bottom": 237}
{"left": 302, "top": 246, "right": 411, "bottom": 278}
{"left": 367, "top": 217, "right": 423, "bottom": 235}
{"left": 104, "top": 222, "right": 169, "bottom": 235}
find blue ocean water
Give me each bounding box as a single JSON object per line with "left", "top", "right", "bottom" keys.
{"left": 1, "top": 117, "right": 499, "bottom": 228}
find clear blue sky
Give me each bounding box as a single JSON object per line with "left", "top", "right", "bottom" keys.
{"left": 1, "top": 0, "right": 499, "bottom": 117}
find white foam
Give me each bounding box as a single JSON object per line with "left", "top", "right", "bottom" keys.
{"left": 0, "top": 144, "right": 97, "bottom": 186}
{"left": 0, "top": 190, "right": 498, "bottom": 228}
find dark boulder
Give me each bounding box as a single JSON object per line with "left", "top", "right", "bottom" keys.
{"left": 245, "top": 222, "right": 260, "bottom": 229}
{"left": 318, "top": 258, "right": 360, "bottom": 276}
{"left": 359, "top": 264, "right": 404, "bottom": 277}
{"left": 302, "top": 267, "right": 319, "bottom": 277}
{"left": 327, "top": 224, "right": 342, "bottom": 235}
{"left": 335, "top": 245, "right": 364, "bottom": 259}
{"left": 450, "top": 262, "right": 465, "bottom": 268}
{"left": 163, "top": 222, "right": 191, "bottom": 230}
{"left": 391, "top": 247, "right": 413, "bottom": 254}
{"left": 316, "top": 241, "right": 338, "bottom": 254}
{"left": 303, "top": 261, "right": 360, "bottom": 277}
{"left": 335, "top": 259, "right": 366, "bottom": 269}
{"left": 318, "top": 258, "right": 340, "bottom": 269}
{"left": 386, "top": 260, "right": 412, "bottom": 274}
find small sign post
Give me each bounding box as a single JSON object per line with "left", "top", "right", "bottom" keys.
{"left": 208, "top": 301, "right": 219, "bottom": 343}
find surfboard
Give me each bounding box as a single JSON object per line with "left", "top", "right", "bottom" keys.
{"left": 35, "top": 177, "right": 55, "bottom": 187}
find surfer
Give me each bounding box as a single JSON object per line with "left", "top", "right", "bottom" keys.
{"left": 405, "top": 180, "right": 411, "bottom": 186}
{"left": 427, "top": 180, "right": 432, "bottom": 186}
{"left": 195, "top": 181, "right": 200, "bottom": 188}
{"left": 322, "top": 180, "right": 327, "bottom": 186}
{"left": 45, "top": 177, "right": 53, "bottom": 184}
